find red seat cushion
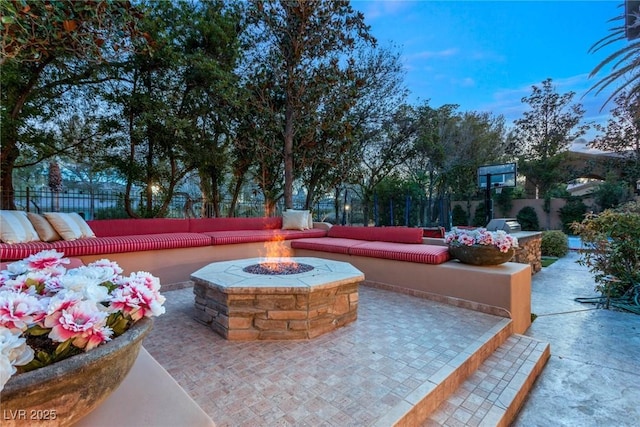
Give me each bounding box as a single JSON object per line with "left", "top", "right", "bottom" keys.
{"left": 327, "top": 226, "right": 423, "bottom": 244}
{"left": 0, "top": 242, "right": 55, "bottom": 261}
{"left": 87, "top": 219, "right": 190, "bottom": 237}
{"left": 51, "top": 233, "right": 211, "bottom": 257}
{"left": 291, "top": 238, "right": 364, "bottom": 255}
{"left": 422, "top": 227, "right": 445, "bottom": 238}
{"left": 189, "top": 217, "right": 282, "bottom": 232}
{"left": 203, "top": 229, "right": 325, "bottom": 245}
{"left": 349, "top": 241, "right": 450, "bottom": 264}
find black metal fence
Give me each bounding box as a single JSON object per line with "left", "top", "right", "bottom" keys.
{"left": 12, "top": 187, "right": 451, "bottom": 227}
{"left": 13, "top": 188, "right": 270, "bottom": 220}
{"left": 12, "top": 188, "right": 341, "bottom": 221}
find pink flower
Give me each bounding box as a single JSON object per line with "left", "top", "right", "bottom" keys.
{"left": 45, "top": 300, "right": 111, "bottom": 349}
{"left": 129, "top": 271, "right": 162, "bottom": 292}
{"left": 0, "top": 291, "right": 44, "bottom": 332}
{"left": 72, "top": 325, "right": 113, "bottom": 351}
{"left": 87, "top": 259, "right": 123, "bottom": 276}
{"left": 110, "top": 277, "right": 165, "bottom": 321}
{"left": 445, "top": 227, "right": 518, "bottom": 251}
{"left": 25, "top": 250, "right": 70, "bottom": 271}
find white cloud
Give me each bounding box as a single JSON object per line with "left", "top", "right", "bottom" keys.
{"left": 409, "top": 48, "right": 459, "bottom": 60}
{"left": 359, "top": 0, "right": 415, "bottom": 21}
{"left": 460, "top": 77, "right": 476, "bottom": 87}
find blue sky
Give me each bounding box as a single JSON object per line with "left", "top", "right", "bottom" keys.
{"left": 352, "top": 0, "right": 625, "bottom": 144}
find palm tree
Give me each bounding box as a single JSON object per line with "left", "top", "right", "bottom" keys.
{"left": 589, "top": 2, "right": 640, "bottom": 107}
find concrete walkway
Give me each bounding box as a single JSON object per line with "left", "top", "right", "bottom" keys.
{"left": 514, "top": 251, "right": 640, "bottom": 426}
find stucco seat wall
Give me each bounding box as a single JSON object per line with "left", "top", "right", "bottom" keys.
{"left": 292, "top": 248, "right": 532, "bottom": 334}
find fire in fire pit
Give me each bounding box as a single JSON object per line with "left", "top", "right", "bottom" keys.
{"left": 245, "top": 235, "right": 315, "bottom": 275}
{"left": 242, "top": 260, "right": 314, "bottom": 275}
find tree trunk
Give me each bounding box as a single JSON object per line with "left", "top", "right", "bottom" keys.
{"left": 333, "top": 186, "right": 341, "bottom": 223}
{"left": 228, "top": 176, "right": 245, "bottom": 218}
{"left": 0, "top": 144, "right": 19, "bottom": 210}
{"left": 264, "top": 198, "right": 276, "bottom": 217}
{"left": 283, "top": 103, "right": 295, "bottom": 210}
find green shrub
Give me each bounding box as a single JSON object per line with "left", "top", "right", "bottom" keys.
{"left": 572, "top": 206, "right": 640, "bottom": 298}
{"left": 472, "top": 203, "right": 486, "bottom": 227}
{"left": 541, "top": 230, "right": 569, "bottom": 257}
{"left": 559, "top": 197, "right": 588, "bottom": 233}
{"left": 516, "top": 206, "right": 539, "bottom": 231}
{"left": 593, "top": 178, "right": 630, "bottom": 211}
{"left": 494, "top": 188, "right": 513, "bottom": 216}
{"left": 452, "top": 204, "right": 468, "bottom": 226}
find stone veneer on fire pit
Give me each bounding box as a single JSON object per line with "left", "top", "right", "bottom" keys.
{"left": 191, "top": 257, "right": 363, "bottom": 340}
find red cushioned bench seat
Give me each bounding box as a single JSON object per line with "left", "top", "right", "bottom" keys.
{"left": 203, "top": 228, "right": 326, "bottom": 245}
{"left": 291, "top": 238, "right": 450, "bottom": 264}
{"left": 290, "top": 237, "right": 367, "bottom": 255}
{"left": 290, "top": 226, "right": 451, "bottom": 265}
{"left": 51, "top": 233, "right": 212, "bottom": 257}
{"left": 188, "top": 217, "right": 282, "bottom": 232}
{"left": 349, "top": 241, "right": 450, "bottom": 264}
{"left": 0, "top": 241, "right": 57, "bottom": 260}
{"left": 87, "top": 218, "right": 191, "bottom": 237}
{"left": 326, "top": 225, "right": 424, "bottom": 243}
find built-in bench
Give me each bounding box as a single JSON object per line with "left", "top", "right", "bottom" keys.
{"left": 291, "top": 225, "right": 531, "bottom": 333}
{"left": 0, "top": 213, "right": 532, "bottom": 333}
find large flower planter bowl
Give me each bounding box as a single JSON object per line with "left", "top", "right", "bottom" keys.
{"left": 448, "top": 244, "right": 515, "bottom": 266}
{"left": 1, "top": 318, "right": 153, "bottom": 427}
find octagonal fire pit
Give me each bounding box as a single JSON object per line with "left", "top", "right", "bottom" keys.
{"left": 191, "top": 257, "right": 364, "bottom": 340}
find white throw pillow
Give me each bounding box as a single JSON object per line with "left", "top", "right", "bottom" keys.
{"left": 287, "top": 209, "right": 313, "bottom": 229}
{"left": 0, "top": 210, "right": 41, "bottom": 243}
{"left": 44, "top": 212, "right": 95, "bottom": 241}
{"left": 282, "top": 210, "right": 310, "bottom": 230}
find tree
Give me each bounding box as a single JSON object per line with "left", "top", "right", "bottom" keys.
{"left": 590, "top": 91, "right": 640, "bottom": 189}
{"left": 405, "top": 103, "right": 457, "bottom": 226}
{"left": 441, "top": 111, "right": 508, "bottom": 206}
{"left": 588, "top": 5, "right": 640, "bottom": 106}
{"left": 301, "top": 45, "right": 407, "bottom": 214}
{"left": 406, "top": 105, "right": 507, "bottom": 226}
{"left": 97, "top": 1, "right": 243, "bottom": 217}
{"left": 511, "top": 78, "right": 589, "bottom": 197}
{"left": 247, "top": 0, "right": 374, "bottom": 209}
{"left": 356, "top": 104, "right": 417, "bottom": 226}
{"left": 0, "top": 0, "right": 147, "bottom": 209}
{"left": 593, "top": 176, "right": 631, "bottom": 211}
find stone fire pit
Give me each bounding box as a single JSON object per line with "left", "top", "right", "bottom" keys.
{"left": 191, "top": 257, "right": 363, "bottom": 340}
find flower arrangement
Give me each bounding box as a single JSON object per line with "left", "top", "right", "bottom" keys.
{"left": 445, "top": 227, "right": 518, "bottom": 253}
{"left": 0, "top": 250, "right": 165, "bottom": 392}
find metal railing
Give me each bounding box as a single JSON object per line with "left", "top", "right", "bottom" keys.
{"left": 11, "top": 187, "right": 450, "bottom": 227}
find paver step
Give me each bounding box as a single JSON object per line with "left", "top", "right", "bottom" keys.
{"left": 422, "top": 334, "right": 550, "bottom": 426}
{"left": 375, "top": 318, "right": 514, "bottom": 426}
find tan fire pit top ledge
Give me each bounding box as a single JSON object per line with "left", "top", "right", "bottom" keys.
{"left": 190, "top": 257, "right": 364, "bottom": 294}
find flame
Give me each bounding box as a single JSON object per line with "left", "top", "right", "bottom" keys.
{"left": 260, "top": 235, "right": 296, "bottom": 270}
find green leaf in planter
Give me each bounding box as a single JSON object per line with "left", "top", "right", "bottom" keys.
{"left": 54, "top": 339, "right": 72, "bottom": 356}
{"left": 100, "top": 280, "right": 119, "bottom": 293}
{"left": 25, "top": 277, "right": 46, "bottom": 294}
{"left": 26, "top": 324, "right": 51, "bottom": 336}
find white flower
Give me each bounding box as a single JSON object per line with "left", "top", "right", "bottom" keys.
{"left": 0, "top": 291, "right": 45, "bottom": 332}
{"left": 2, "top": 261, "right": 28, "bottom": 276}
{"left": 69, "top": 266, "right": 118, "bottom": 286}
{"left": 0, "top": 250, "right": 164, "bottom": 391}
{"left": 59, "top": 273, "right": 109, "bottom": 303}
{"left": 0, "top": 327, "right": 35, "bottom": 391}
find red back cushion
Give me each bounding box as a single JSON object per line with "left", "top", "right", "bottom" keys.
{"left": 422, "top": 227, "right": 445, "bottom": 238}
{"left": 188, "top": 217, "right": 282, "bottom": 232}
{"left": 327, "top": 226, "right": 423, "bottom": 244}
{"left": 86, "top": 219, "right": 190, "bottom": 237}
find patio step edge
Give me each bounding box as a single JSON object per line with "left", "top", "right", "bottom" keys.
{"left": 374, "top": 318, "right": 513, "bottom": 427}
{"left": 423, "top": 334, "right": 551, "bottom": 426}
